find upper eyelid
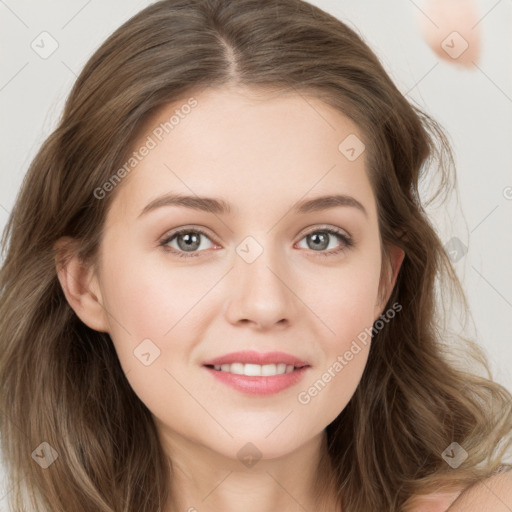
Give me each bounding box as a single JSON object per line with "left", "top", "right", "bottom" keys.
{"left": 162, "top": 224, "right": 351, "bottom": 242}
{"left": 297, "top": 224, "right": 350, "bottom": 238}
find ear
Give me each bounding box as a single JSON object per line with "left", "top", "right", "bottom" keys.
{"left": 375, "top": 243, "right": 405, "bottom": 319}
{"left": 54, "top": 237, "right": 110, "bottom": 333}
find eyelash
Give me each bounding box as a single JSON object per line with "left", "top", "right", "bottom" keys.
{"left": 159, "top": 226, "right": 353, "bottom": 259}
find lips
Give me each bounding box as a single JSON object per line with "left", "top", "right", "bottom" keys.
{"left": 203, "top": 364, "right": 310, "bottom": 395}
{"left": 202, "top": 350, "right": 310, "bottom": 368}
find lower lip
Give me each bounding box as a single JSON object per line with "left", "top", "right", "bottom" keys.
{"left": 203, "top": 366, "right": 310, "bottom": 395}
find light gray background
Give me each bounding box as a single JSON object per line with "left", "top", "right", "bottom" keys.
{"left": 0, "top": 0, "right": 511, "bottom": 508}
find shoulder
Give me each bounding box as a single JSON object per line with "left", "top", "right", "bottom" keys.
{"left": 410, "top": 467, "right": 512, "bottom": 512}
{"left": 409, "top": 489, "right": 465, "bottom": 512}
{"left": 446, "top": 468, "right": 512, "bottom": 512}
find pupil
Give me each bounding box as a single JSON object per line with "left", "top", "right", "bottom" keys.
{"left": 179, "top": 233, "right": 200, "bottom": 251}
{"left": 310, "top": 232, "right": 328, "bottom": 250}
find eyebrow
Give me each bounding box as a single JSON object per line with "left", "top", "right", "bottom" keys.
{"left": 138, "top": 193, "right": 368, "bottom": 218}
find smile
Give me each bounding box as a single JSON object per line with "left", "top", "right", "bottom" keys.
{"left": 206, "top": 362, "right": 302, "bottom": 376}
{"left": 202, "top": 364, "right": 310, "bottom": 395}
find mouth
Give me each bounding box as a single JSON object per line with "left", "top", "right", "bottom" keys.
{"left": 203, "top": 362, "right": 309, "bottom": 377}
{"left": 201, "top": 350, "right": 311, "bottom": 395}
{"left": 202, "top": 362, "right": 311, "bottom": 396}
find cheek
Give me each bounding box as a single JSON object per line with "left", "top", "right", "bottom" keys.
{"left": 305, "top": 251, "right": 382, "bottom": 342}
{"left": 98, "top": 247, "right": 233, "bottom": 409}
{"left": 294, "top": 254, "right": 381, "bottom": 422}
{"left": 294, "top": 291, "right": 376, "bottom": 431}
{"left": 97, "top": 254, "right": 216, "bottom": 414}
{"left": 100, "top": 247, "right": 217, "bottom": 339}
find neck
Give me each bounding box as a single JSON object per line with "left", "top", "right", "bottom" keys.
{"left": 160, "top": 429, "right": 338, "bottom": 512}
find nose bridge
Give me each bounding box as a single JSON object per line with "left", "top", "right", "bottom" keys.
{"left": 225, "top": 233, "right": 295, "bottom": 328}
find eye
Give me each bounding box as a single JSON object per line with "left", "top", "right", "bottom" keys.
{"left": 159, "top": 228, "right": 217, "bottom": 258}
{"left": 296, "top": 227, "right": 353, "bottom": 257}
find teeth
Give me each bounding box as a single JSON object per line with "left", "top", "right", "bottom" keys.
{"left": 212, "top": 363, "right": 297, "bottom": 376}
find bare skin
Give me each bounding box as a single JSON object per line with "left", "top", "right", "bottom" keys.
{"left": 55, "top": 84, "right": 405, "bottom": 512}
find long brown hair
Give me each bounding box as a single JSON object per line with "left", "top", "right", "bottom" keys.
{"left": 1, "top": 1, "right": 511, "bottom": 510}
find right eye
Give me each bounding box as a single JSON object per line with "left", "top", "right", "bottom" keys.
{"left": 159, "top": 228, "right": 218, "bottom": 258}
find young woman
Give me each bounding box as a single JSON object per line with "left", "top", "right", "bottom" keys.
{"left": 1, "top": 1, "right": 511, "bottom": 511}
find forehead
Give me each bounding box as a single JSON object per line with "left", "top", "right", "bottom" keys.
{"left": 110, "top": 85, "right": 376, "bottom": 220}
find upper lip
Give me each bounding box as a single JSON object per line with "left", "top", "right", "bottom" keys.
{"left": 202, "top": 350, "right": 310, "bottom": 367}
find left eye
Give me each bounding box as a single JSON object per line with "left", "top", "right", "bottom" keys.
{"left": 296, "top": 228, "right": 351, "bottom": 254}
{"left": 160, "top": 227, "right": 352, "bottom": 258}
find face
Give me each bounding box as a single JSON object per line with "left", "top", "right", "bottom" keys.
{"left": 78, "top": 85, "right": 400, "bottom": 462}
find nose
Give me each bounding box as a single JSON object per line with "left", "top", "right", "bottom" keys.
{"left": 224, "top": 241, "right": 298, "bottom": 331}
